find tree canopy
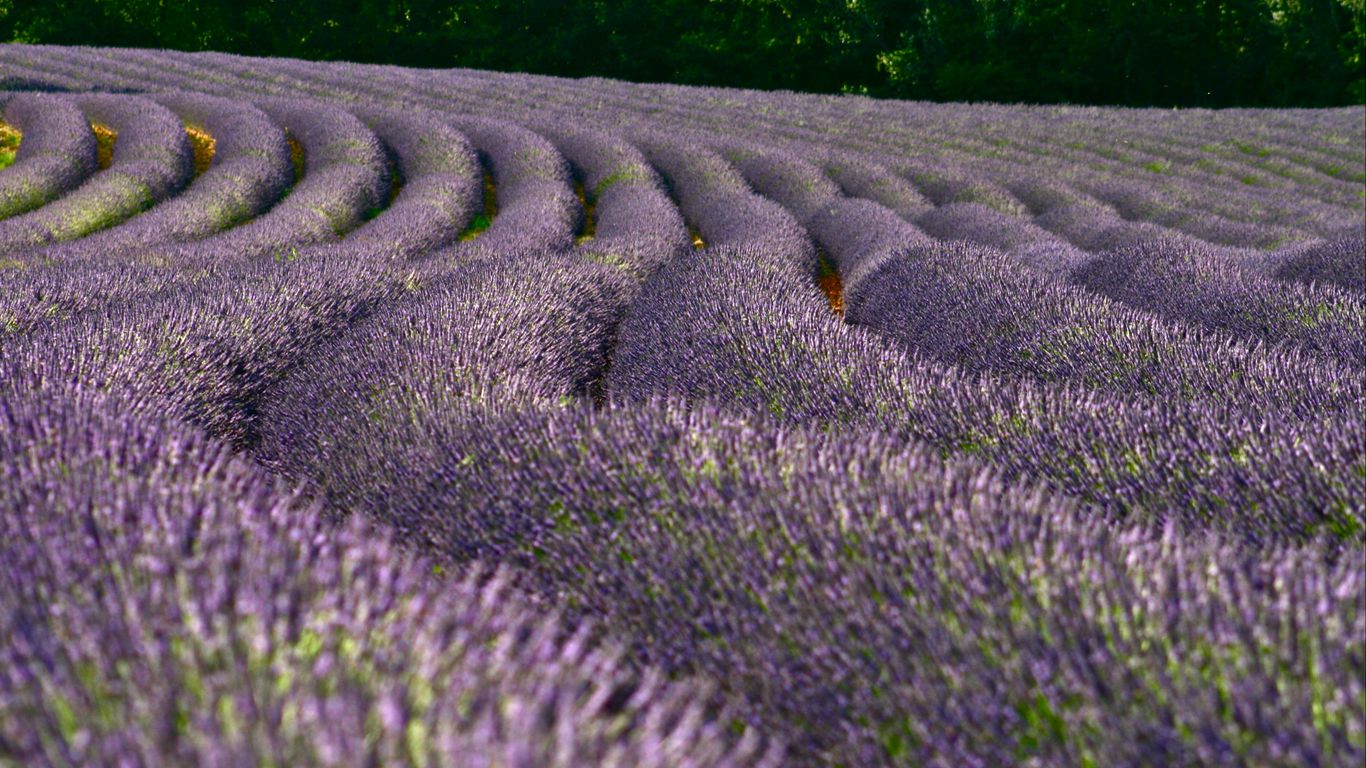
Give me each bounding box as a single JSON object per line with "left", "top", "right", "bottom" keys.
{"left": 2, "top": 0, "right": 1363, "bottom": 106}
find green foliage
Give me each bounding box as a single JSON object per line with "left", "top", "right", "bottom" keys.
{"left": 0, "top": 120, "right": 19, "bottom": 170}
{"left": 458, "top": 213, "right": 492, "bottom": 241}
{"left": 0, "top": 1, "right": 1361, "bottom": 106}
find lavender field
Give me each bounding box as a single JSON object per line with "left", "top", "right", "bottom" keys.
{"left": 0, "top": 44, "right": 1363, "bottom": 767}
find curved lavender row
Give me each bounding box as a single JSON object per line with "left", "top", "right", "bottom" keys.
{"left": 69, "top": 58, "right": 1360, "bottom": 251}
{"left": 910, "top": 161, "right": 1305, "bottom": 267}
{"left": 721, "top": 141, "right": 845, "bottom": 223}
{"left": 1004, "top": 168, "right": 1313, "bottom": 261}
{"left": 820, "top": 151, "right": 934, "bottom": 221}
{"left": 344, "top": 106, "right": 482, "bottom": 257}
{"left": 1057, "top": 125, "right": 1362, "bottom": 229}
{"left": 0, "top": 251, "right": 412, "bottom": 449}
{"left": 121, "top": 91, "right": 292, "bottom": 240}
{"left": 28, "top": 92, "right": 293, "bottom": 259}
{"left": 0, "top": 44, "right": 148, "bottom": 93}
{"left": 1035, "top": 199, "right": 1188, "bottom": 252}
{"left": 0, "top": 393, "right": 776, "bottom": 767}
{"left": 832, "top": 105, "right": 1346, "bottom": 245}
{"left": 0, "top": 94, "right": 192, "bottom": 251}
{"left": 389, "top": 399, "right": 1363, "bottom": 767}
{"left": 48, "top": 47, "right": 1349, "bottom": 269}
{"left": 1263, "top": 235, "right": 1366, "bottom": 294}
{"left": 876, "top": 108, "right": 1357, "bottom": 234}
{"left": 0, "top": 257, "right": 200, "bottom": 335}
{"left": 0, "top": 223, "right": 399, "bottom": 340}
{"left": 13, "top": 44, "right": 1361, "bottom": 230}
{"left": 0, "top": 105, "right": 444, "bottom": 337}
{"left": 429, "top": 72, "right": 1360, "bottom": 234}
{"left": 734, "top": 145, "right": 1360, "bottom": 416}
{"left": 255, "top": 251, "right": 633, "bottom": 517}
{"left": 899, "top": 158, "right": 1030, "bottom": 216}
{"left": 179, "top": 99, "right": 389, "bottom": 261}
{"left": 1073, "top": 174, "right": 1305, "bottom": 250}
{"left": 0, "top": 93, "right": 97, "bottom": 220}
{"left": 722, "top": 143, "right": 933, "bottom": 295}
{"left": 542, "top": 126, "right": 691, "bottom": 280}
{"left": 891, "top": 157, "right": 1227, "bottom": 261}
{"left": 39, "top": 46, "right": 1362, "bottom": 255}
{"left": 605, "top": 245, "right": 1364, "bottom": 538}
{"left": 0, "top": 52, "right": 92, "bottom": 91}
{"left": 0, "top": 46, "right": 1356, "bottom": 768}
{"left": 914, "top": 201, "right": 1095, "bottom": 277}
{"left": 962, "top": 135, "right": 1349, "bottom": 242}
{"left": 549, "top": 77, "right": 1349, "bottom": 239}
{"left": 847, "top": 239, "right": 1363, "bottom": 417}
{"left": 638, "top": 136, "right": 815, "bottom": 273}
{"left": 1019, "top": 132, "right": 1357, "bottom": 236}
{"left": 1000, "top": 175, "right": 1188, "bottom": 264}
{"left": 2, "top": 56, "right": 1355, "bottom": 409}
{"left": 806, "top": 197, "right": 936, "bottom": 293}
{"left": 1073, "top": 239, "right": 1366, "bottom": 370}
{"left": 433, "top": 118, "right": 578, "bottom": 257}
{"left": 1005, "top": 173, "right": 1099, "bottom": 218}
{"left": 770, "top": 134, "right": 1300, "bottom": 269}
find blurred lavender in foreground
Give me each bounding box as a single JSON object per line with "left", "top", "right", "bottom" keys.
{"left": 0, "top": 393, "right": 778, "bottom": 767}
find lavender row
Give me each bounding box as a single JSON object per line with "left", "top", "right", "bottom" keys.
{"left": 0, "top": 103, "right": 475, "bottom": 368}
{"left": 819, "top": 151, "right": 934, "bottom": 221}
{"left": 48, "top": 97, "right": 396, "bottom": 266}
{"left": 638, "top": 136, "right": 814, "bottom": 271}
{"left": 1005, "top": 176, "right": 1180, "bottom": 256}
{"left": 141, "top": 224, "right": 1361, "bottom": 766}
{"left": 5, "top": 47, "right": 1355, "bottom": 532}
{"left": 1056, "top": 121, "right": 1363, "bottom": 218}
{"left": 1073, "top": 238, "right": 1366, "bottom": 370}
{"left": 1069, "top": 173, "right": 1306, "bottom": 250}
{"left": 432, "top": 118, "right": 578, "bottom": 257}
{"left": 0, "top": 94, "right": 192, "bottom": 252}
{"left": 913, "top": 201, "right": 1096, "bottom": 277}
{"left": 900, "top": 158, "right": 1030, "bottom": 216}
{"left": 849, "top": 239, "right": 1363, "bottom": 416}
{"left": 856, "top": 168, "right": 1365, "bottom": 371}
{"left": 716, "top": 98, "right": 1350, "bottom": 247}
{"left": 0, "top": 251, "right": 413, "bottom": 448}
{"left": 605, "top": 244, "right": 1364, "bottom": 538}
{"left": 14, "top": 44, "right": 1360, "bottom": 235}
{"left": 345, "top": 106, "right": 482, "bottom": 258}
{"left": 0, "top": 93, "right": 97, "bottom": 221}
{"left": 546, "top": 73, "right": 1355, "bottom": 243}
{"left": 731, "top": 143, "right": 1360, "bottom": 417}
{"left": 256, "top": 251, "right": 634, "bottom": 514}
{"left": 897, "top": 157, "right": 1306, "bottom": 259}
{"left": 0, "top": 45, "right": 1357, "bottom": 768}
{"left": 0, "top": 256, "right": 203, "bottom": 335}
{"left": 39, "top": 47, "right": 1358, "bottom": 258}
{"left": 541, "top": 126, "right": 691, "bottom": 280}
{"left": 1255, "top": 234, "right": 1366, "bottom": 294}
{"left": 368, "top": 398, "right": 1364, "bottom": 766}
{"left": 27, "top": 92, "right": 293, "bottom": 259}
{"left": 185, "top": 98, "right": 389, "bottom": 259}
{"left": 0, "top": 392, "right": 775, "bottom": 767}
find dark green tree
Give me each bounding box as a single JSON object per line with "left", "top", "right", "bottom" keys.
{"left": 1, "top": 0, "right": 1361, "bottom": 106}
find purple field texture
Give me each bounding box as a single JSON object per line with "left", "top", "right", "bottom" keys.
{"left": 0, "top": 44, "right": 1364, "bottom": 767}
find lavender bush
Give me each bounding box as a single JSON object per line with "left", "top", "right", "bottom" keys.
{"left": 0, "top": 93, "right": 97, "bottom": 220}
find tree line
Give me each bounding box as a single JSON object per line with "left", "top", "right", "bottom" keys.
{"left": 3, "top": 0, "right": 1363, "bottom": 106}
